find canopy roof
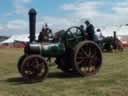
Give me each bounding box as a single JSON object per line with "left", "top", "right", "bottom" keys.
{"left": 0, "top": 33, "right": 39, "bottom": 44}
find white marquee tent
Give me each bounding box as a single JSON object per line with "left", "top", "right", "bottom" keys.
{"left": 0, "top": 33, "right": 39, "bottom": 45}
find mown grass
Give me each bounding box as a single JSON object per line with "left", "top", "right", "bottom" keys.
{"left": 0, "top": 48, "right": 128, "bottom": 96}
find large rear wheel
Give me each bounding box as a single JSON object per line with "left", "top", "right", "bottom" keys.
{"left": 74, "top": 41, "right": 102, "bottom": 76}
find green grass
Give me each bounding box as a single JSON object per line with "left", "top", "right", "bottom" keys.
{"left": 0, "top": 48, "right": 128, "bottom": 96}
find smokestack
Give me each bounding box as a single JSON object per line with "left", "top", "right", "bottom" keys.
{"left": 114, "top": 31, "right": 117, "bottom": 39}
{"left": 113, "top": 31, "right": 117, "bottom": 44}
{"left": 28, "top": 8, "right": 37, "bottom": 43}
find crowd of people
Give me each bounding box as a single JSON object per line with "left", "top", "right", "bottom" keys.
{"left": 38, "top": 20, "right": 105, "bottom": 43}
{"left": 79, "top": 20, "right": 104, "bottom": 42}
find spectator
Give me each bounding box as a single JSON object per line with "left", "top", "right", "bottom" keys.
{"left": 95, "top": 28, "right": 104, "bottom": 41}
{"left": 95, "top": 28, "right": 104, "bottom": 49}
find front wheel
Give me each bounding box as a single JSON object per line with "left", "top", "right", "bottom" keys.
{"left": 17, "top": 55, "right": 26, "bottom": 73}
{"left": 20, "top": 55, "right": 48, "bottom": 82}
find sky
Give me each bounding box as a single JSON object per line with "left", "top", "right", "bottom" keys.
{"left": 1, "top": 0, "right": 128, "bottom": 36}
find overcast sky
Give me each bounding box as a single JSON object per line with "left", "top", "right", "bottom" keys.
{"left": 0, "top": 0, "right": 128, "bottom": 36}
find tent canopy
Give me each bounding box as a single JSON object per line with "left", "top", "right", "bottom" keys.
{"left": 0, "top": 33, "right": 39, "bottom": 44}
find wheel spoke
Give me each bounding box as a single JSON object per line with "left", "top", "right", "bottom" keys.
{"left": 77, "top": 57, "right": 88, "bottom": 65}
{"left": 87, "top": 44, "right": 94, "bottom": 56}
{"left": 92, "top": 57, "right": 98, "bottom": 65}
{"left": 34, "top": 58, "right": 42, "bottom": 69}
{"left": 77, "top": 58, "right": 85, "bottom": 65}
{"left": 77, "top": 56, "right": 85, "bottom": 60}
{"left": 80, "top": 48, "right": 88, "bottom": 56}
{"left": 87, "top": 57, "right": 97, "bottom": 72}
{"left": 35, "top": 58, "right": 39, "bottom": 64}
{"left": 88, "top": 47, "right": 92, "bottom": 56}
{"left": 91, "top": 51, "right": 97, "bottom": 58}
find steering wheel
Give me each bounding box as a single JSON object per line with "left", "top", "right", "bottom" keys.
{"left": 66, "top": 26, "right": 82, "bottom": 38}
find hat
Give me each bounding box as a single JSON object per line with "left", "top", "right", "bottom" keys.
{"left": 97, "top": 28, "right": 101, "bottom": 32}
{"left": 84, "top": 20, "right": 90, "bottom": 24}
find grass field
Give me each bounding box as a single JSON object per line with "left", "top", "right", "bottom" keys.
{"left": 0, "top": 48, "right": 128, "bottom": 96}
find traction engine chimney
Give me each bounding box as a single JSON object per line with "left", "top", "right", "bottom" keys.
{"left": 28, "top": 8, "right": 37, "bottom": 43}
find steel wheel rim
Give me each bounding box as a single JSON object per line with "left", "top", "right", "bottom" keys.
{"left": 21, "top": 55, "right": 48, "bottom": 82}
{"left": 74, "top": 41, "right": 102, "bottom": 76}
{"left": 17, "top": 55, "right": 26, "bottom": 73}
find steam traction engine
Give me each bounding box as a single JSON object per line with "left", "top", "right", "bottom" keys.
{"left": 17, "top": 8, "right": 102, "bottom": 82}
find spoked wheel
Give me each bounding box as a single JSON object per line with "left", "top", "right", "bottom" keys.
{"left": 20, "top": 55, "right": 48, "bottom": 82}
{"left": 17, "top": 55, "right": 27, "bottom": 73}
{"left": 74, "top": 41, "right": 102, "bottom": 76}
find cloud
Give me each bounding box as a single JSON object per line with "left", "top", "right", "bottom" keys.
{"left": 62, "top": 1, "right": 102, "bottom": 11}
{"left": 40, "top": 16, "right": 75, "bottom": 30}
{"left": 115, "top": 1, "right": 128, "bottom": 7}
{"left": 35, "top": 0, "right": 128, "bottom": 36}
{"left": 5, "top": 12, "right": 15, "bottom": 17}
{"left": 62, "top": 1, "right": 104, "bottom": 18}
{"left": 0, "top": 19, "right": 28, "bottom": 35}
{"left": 0, "top": 24, "right": 7, "bottom": 33}
{"left": 60, "top": 0, "right": 128, "bottom": 36}
{"left": 15, "top": 0, "right": 32, "bottom": 4}
{"left": 0, "top": 26, "right": 3, "bottom": 31}
{"left": 6, "top": 0, "right": 32, "bottom": 16}
{"left": 2, "top": 17, "right": 71, "bottom": 35}
{"left": 15, "top": 4, "right": 29, "bottom": 15}
{"left": 7, "top": 20, "right": 28, "bottom": 30}
{"left": 2, "top": 0, "right": 128, "bottom": 36}
{"left": 113, "top": 7, "right": 128, "bottom": 15}
{"left": 35, "top": 1, "right": 105, "bottom": 33}
{"left": 62, "top": 1, "right": 128, "bottom": 25}
{"left": 112, "top": 1, "right": 128, "bottom": 15}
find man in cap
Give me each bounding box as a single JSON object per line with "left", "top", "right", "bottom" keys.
{"left": 85, "top": 20, "right": 95, "bottom": 41}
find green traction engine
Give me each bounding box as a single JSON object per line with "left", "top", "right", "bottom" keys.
{"left": 17, "top": 8, "right": 102, "bottom": 82}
